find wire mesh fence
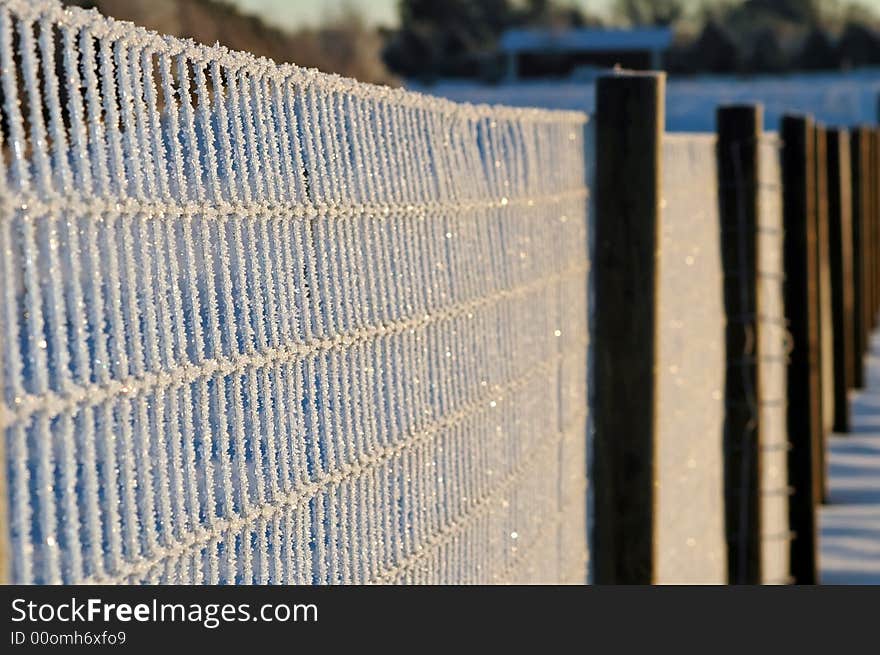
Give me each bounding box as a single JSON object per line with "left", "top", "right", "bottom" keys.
{"left": 0, "top": 0, "right": 590, "bottom": 584}
{"left": 655, "top": 134, "right": 727, "bottom": 583}
{"left": 0, "top": 0, "right": 855, "bottom": 589}
{"left": 757, "top": 134, "right": 792, "bottom": 584}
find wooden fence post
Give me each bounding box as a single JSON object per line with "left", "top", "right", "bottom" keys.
{"left": 874, "top": 129, "right": 880, "bottom": 333}
{"left": 868, "top": 131, "right": 875, "bottom": 335}
{"left": 781, "top": 115, "right": 820, "bottom": 584}
{"left": 593, "top": 71, "right": 665, "bottom": 584}
{"left": 827, "top": 128, "right": 855, "bottom": 433}
{"left": 865, "top": 129, "right": 871, "bottom": 337}
{"left": 851, "top": 128, "right": 870, "bottom": 388}
{"left": 815, "top": 125, "right": 832, "bottom": 503}
{"left": 717, "top": 104, "right": 763, "bottom": 584}
{"left": 867, "top": 129, "right": 875, "bottom": 348}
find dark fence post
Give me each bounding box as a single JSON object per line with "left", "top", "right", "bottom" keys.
{"left": 868, "top": 131, "right": 875, "bottom": 336}
{"left": 851, "top": 128, "right": 870, "bottom": 388}
{"left": 717, "top": 104, "right": 763, "bottom": 585}
{"left": 868, "top": 129, "right": 874, "bottom": 336}
{"left": 815, "top": 125, "right": 832, "bottom": 503}
{"left": 827, "top": 128, "right": 854, "bottom": 433}
{"left": 874, "top": 129, "right": 880, "bottom": 335}
{"left": 781, "top": 115, "right": 820, "bottom": 585}
{"left": 593, "top": 71, "right": 665, "bottom": 585}
{"left": 865, "top": 129, "right": 872, "bottom": 338}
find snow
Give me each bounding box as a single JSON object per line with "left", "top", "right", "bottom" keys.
{"left": 415, "top": 68, "right": 880, "bottom": 132}
{"left": 820, "top": 332, "right": 880, "bottom": 584}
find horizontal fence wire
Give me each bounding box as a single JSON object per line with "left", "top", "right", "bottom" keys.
{"left": 0, "top": 0, "right": 590, "bottom": 584}
{"left": 655, "top": 133, "right": 727, "bottom": 584}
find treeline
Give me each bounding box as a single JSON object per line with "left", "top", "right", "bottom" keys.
{"left": 62, "top": 0, "right": 880, "bottom": 82}
{"left": 382, "top": 0, "right": 604, "bottom": 80}
{"left": 668, "top": 0, "right": 880, "bottom": 74}
{"left": 382, "top": 0, "right": 880, "bottom": 80}
{"left": 63, "top": 0, "right": 397, "bottom": 85}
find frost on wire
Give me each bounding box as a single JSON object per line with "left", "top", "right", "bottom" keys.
{"left": 0, "top": 0, "right": 590, "bottom": 584}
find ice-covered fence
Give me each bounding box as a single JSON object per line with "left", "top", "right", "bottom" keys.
{"left": 592, "top": 87, "right": 793, "bottom": 583}
{"left": 654, "top": 131, "right": 789, "bottom": 584}
{"left": 655, "top": 134, "right": 726, "bottom": 583}
{"left": 0, "top": 0, "right": 590, "bottom": 584}
{"left": 757, "top": 134, "right": 791, "bottom": 584}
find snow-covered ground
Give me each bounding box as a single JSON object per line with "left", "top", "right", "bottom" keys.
{"left": 415, "top": 68, "right": 880, "bottom": 131}
{"left": 418, "top": 69, "right": 880, "bottom": 583}
{"left": 820, "top": 331, "right": 880, "bottom": 584}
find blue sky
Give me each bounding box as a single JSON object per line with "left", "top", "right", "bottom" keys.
{"left": 234, "top": 0, "right": 880, "bottom": 31}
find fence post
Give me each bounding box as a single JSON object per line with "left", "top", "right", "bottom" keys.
{"left": 815, "top": 125, "right": 833, "bottom": 503}
{"left": 867, "top": 130, "right": 874, "bottom": 336}
{"left": 851, "top": 128, "right": 870, "bottom": 388}
{"left": 874, "top": 129, "right": 880, "bottom": 334}
{"left": 827, "top": 128, "right": 855, "bottom": 433}
{"left": 871, "top": 131, "right": 879, "bottom": 334}
{"left": 781, "top": 114, "right": 820, "bottom": 584}
{"left": 593, "top": 71, "right": 665, "bottom": 584}
{"left": 870, "top": 130, "right": 876, "bottom": 330}
{"left": 716, "top": 105, "right": 763, "bottom": 585}
{"left": 862, "top": 127, "right": 874, "bottom": 371}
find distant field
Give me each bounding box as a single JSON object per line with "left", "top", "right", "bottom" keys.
{"left": 414, "top": 68, "right": 880, "bottom": 131}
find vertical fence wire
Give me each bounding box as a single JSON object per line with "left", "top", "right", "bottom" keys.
{"left": 0, "top": 0, "right": 590, "bottom": 584}
{"left": 720, "top": 125, "right": 791, "bottom": 585}
{"left": 758, "top": 134, "right": 793, "bottom": 584}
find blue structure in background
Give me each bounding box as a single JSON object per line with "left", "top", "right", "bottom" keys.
{"left": 500, "top": 27, "right": 674, "bottom": 81}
